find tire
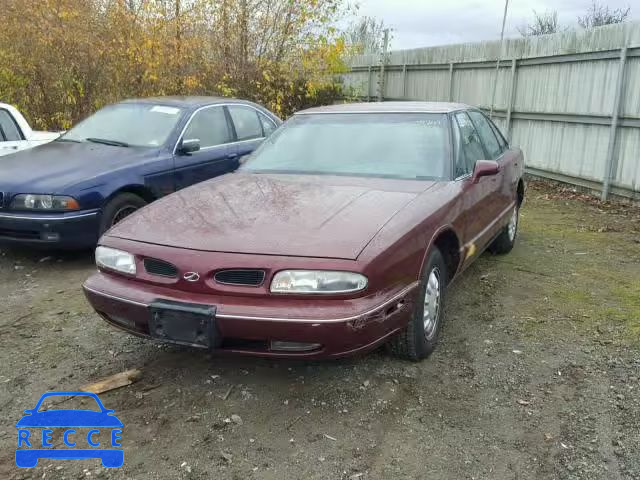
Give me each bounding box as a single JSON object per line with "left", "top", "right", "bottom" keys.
{"left": 99, "top": 193, "right": 147, "bottom": 236}
{"left": 388, "top": 247, "right": 447, "bottom": 361}
{"left": 490, "top": 206, "right": 519, "bottom": 254}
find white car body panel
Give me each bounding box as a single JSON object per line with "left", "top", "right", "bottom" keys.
{"left": 0, "top": 103, "right": 61, "bottom": 157}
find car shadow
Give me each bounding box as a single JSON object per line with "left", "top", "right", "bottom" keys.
{"left": 121, "top": 337, "right": 390, "bottom": 395}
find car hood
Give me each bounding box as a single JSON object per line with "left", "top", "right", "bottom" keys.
{"left": 107, "top": 173, "right": 435, "bottom": 259}
{"left": 0, "top": 141, "right": 159, "bottom": 193}
{"left": 16, "top": 410, "right": 123, "bottom": 428}
{"left": 30, "top": 130, "right": 63, "bottom": 141}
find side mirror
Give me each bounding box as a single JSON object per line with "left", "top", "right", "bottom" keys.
{"left": 178, "top": 138, "right": 200, "bottom": 155}
{"left": 472, "top": 160, "right": 500, "bottom": 183}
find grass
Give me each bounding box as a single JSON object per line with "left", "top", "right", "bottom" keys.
{"left": 497, "top": 182, "right": 640, "bottom": 346}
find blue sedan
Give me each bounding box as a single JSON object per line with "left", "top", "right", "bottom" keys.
{"left": 0, "top": 97, "right": 280, "bottom": 248}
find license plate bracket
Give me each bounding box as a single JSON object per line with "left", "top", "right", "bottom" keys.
{"left": 148, "top": 300, "right": 217, "bottom": 349}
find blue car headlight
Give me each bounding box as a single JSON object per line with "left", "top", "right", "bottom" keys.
{"left": 11, "top": 194, "right": 80, "bottom": 211}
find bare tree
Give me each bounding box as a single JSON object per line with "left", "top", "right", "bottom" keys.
{"left": 517, "top": 10, "right": 564, "bottom": 36}
{"left": 346, "top": 16, "right": 387, "bottom": 54}
{"left": 578, "top": 2, "right": 631, "bottom": 28}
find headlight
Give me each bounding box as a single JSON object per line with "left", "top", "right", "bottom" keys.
{"left": 95, "top": 246, "right": 136, "bottom": 275}
{"left": 11, "top": 194, "right": 79, "bottom": 211}
{"left": 271, "top": 270, "right": 367, "bottom": 294}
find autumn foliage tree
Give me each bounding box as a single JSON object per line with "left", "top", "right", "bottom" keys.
{"left": 0, "top": 0, "right": 351, "bottom": 130}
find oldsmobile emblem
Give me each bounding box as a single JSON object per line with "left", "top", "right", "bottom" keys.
{"left": 183, "top": 272, "right": 200, "bottom": 282}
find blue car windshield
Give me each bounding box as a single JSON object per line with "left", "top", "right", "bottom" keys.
{"left": 242, "top": 113, "right": 449, "bottom": 180}
{"left": 35, "top": 393, "right": 103, "bottom": 412}
{"left": 61, "top": 103, "right": 184, "bottom": 148}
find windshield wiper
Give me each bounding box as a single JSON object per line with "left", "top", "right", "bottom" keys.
{"left": 55, "top": 138, "right": 82, "bottom": 143}
{"left": 85, "top": 137, "right": 129, "bottom": 147}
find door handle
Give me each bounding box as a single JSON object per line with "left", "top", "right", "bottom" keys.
{"left": 227, "top": 153, "right": 238, "bottom": 160}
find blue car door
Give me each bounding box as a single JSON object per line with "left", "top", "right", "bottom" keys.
{"left": 227, "top": 105, "right": 277, "bottom": 163}
{"left": 173, "top": 105, "right": 237, "bottom": 190}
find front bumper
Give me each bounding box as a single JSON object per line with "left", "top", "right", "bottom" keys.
{"left": 83, "top": 272, "right": 419, "bottom": 359}
{"left": 0, "top": 210, "right": 100, "bottom": 248}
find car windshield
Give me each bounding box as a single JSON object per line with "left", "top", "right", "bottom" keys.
{"left": 61, "top": 103, "right": 184, "bottom": 148}
{"left": 242, "top": 112, "right": 449, "bottom": 180}
{"left": 36, "top": 394, "right": 102, "bottom": 412}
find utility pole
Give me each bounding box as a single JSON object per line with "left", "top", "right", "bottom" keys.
{"left": 490, "top": 0, "right": 509, "bottom": 118}
{"left": 377, "top": 28, "right": 390, "bottom": 102}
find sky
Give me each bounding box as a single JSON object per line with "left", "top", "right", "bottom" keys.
{"left": 354, "top": 0, "right": 638, "bottom": 50}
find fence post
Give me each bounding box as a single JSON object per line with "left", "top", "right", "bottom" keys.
{"left": 601, "top": 46, "right": 627, "bottom": 201}
{"left": 448, "top": 63, "right": 454, "bottom": 101}
{"left": 377, "top": 29, "right": 390, "bottom": 102}
{"left": 402, "top": 64, "right": 408, "bottom": 99}
{"left": 506, "top": 57, "right": 518, "bottom": 141}
{"left": 367, "top": 65, "right": 372, "bottom": 102}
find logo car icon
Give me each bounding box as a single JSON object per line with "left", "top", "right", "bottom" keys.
{"left": 15, "top": 391, "right": 123, "bottom": 468}
{"left": 183, "top": 272, "right": 200, "bottom": 282}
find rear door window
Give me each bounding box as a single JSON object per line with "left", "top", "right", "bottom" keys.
{"left": 488, "top": 120, "right": 508, "bottom": 152}
{"left": 228, "top": 106, "right": 263, "bottom": 141}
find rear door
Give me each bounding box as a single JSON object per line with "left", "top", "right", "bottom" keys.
{"left": 227, "top": 105, "right": 275, "bottom": 163}
{"left": 173, "top": 105, "right": 237, "bottom": 190}
{"left": 485, "top": 114, "right": 522, "bottom": 211}
{"left": 0, "top": 108, "right": 27, "bottom": 156}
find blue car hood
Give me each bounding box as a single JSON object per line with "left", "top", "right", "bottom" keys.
{"left": 16, "top": 409, "right": 123, "bottom": 428}
{"left": 0, "top": 141, "right": 161, "bottom": 193}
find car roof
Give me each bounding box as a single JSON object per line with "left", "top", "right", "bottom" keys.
{"left": 296, "top": 101, "right": 472, "bottom": 115}
{"left": 119, "top": 96, "right": 255, "bottom": 109}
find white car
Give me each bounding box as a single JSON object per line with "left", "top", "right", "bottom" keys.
{"left": 0, "top": 103, "right": 60, "bottom": 157}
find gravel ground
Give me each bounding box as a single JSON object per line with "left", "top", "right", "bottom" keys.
{"left": 0, "top": 182, "right": 638, "bottom": 480}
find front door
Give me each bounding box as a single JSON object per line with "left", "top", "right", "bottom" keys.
{"left": 452, "top": 111, "right": 503, "bottom": 266}
{"left": 173, "top": 105, "right": 238, "bottom": 190}
{"left": 467, "top": 110, "right": 514, "bottom": 218}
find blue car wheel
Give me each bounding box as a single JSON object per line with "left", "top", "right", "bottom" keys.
{"left": 15, "top": 450, "right": 38, "bottom": 468}
{"left": 100, "top": 449, "right": 124, "bottom": 468}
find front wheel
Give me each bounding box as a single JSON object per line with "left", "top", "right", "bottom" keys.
{"left": 99, "top": 193, "right": 147, "bottom": 236}
{"left": 388, "top": 247, "right": 447, "bottom": 361}
{"left": 490, "top": 206, "right": 519, "bottom": 254}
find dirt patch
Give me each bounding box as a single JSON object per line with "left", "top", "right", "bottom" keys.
{"left": 0, "top": 182, "right": 638, "bottom": 479}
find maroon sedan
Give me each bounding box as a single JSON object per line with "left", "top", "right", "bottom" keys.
{"left": 83, "top": 102, "right": 524, "bottom": 361}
